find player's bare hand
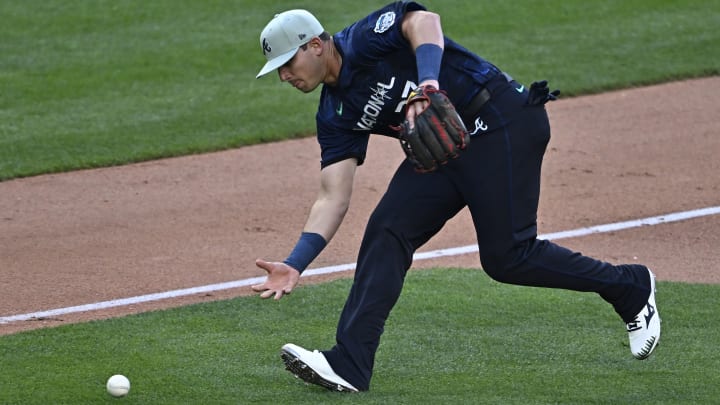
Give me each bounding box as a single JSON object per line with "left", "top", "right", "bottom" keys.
{"left": 251, "top": 259, "right": 301, "bottom": 300}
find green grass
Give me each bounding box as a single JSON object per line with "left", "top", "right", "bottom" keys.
{"left": 1, "top": 269, "right": 717, "bottom": 404}
{"left": 1, "top": 0, "right": 718, "bottom": 180}
{"left": 2, "top": 2, "right": 718, "bottom": 403}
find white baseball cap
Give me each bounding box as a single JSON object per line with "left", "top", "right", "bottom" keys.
{"left": 256, "top": 9, "right": 325, "bottom": 78}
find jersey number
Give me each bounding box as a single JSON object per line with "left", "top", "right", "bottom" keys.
{"left": 394, "top": 80, "right": 418, "bottom": 113}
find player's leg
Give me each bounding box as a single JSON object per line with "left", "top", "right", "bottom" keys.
{"left": 454, "top": 86, "right": 657, "bottom": 354}
{"left": 321, "top": 161, "right": 466, "bottom": 391}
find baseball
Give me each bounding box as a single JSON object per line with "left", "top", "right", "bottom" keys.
{"left": 106, "top": 374, "right": 130, "bottom": 397}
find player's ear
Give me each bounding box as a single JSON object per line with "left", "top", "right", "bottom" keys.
{"left": 308, "top": 37, "right": 323, "bottom": 54}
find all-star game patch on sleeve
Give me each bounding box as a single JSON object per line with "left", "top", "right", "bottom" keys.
{"left": 339, "top": 1, "right": 426, "bottom": 63}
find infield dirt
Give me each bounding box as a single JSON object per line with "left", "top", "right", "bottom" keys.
{"left": 1, "top": 77, "right": 719, "bottom": 335}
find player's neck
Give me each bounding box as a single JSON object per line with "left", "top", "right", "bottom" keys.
{"left": 324, "top": 38, "right": 342, "bottom": 87}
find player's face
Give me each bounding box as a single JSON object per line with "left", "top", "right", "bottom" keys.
{"left": 277, "top": 42, "right": 324, "bottom": 93}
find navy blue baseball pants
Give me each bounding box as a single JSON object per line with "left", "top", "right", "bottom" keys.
{"left": 323, "top": 75, "right": 652, "bottom": 391}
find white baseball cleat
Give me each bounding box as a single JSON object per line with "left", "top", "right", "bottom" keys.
{"left": 280, "top": 343, "right": 359, "bottom": 392}
{"left": 626, "top": 269, "right": 661, "bottom": 360}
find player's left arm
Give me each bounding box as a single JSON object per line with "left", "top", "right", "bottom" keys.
{"left": 394, "top": 8, "right": 469, "bottom": 173}
{"left": 401, "top": 9, "right": 444, "bottom": 126}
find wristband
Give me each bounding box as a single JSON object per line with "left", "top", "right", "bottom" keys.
{"left": 283, "top": 232, "right": 327, "bottom": 273}
{"left": 415, "top": 43, "right": 443, "bottom": 83}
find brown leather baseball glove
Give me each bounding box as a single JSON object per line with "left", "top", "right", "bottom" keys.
{"left": 395, "top": 85, "right": 469, "bottom": 172}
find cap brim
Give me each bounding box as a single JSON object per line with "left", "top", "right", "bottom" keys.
{"left": 256, "top": 47, "right": 299, "bottom": 78}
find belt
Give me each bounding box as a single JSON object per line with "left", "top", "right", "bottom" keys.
{"left": 459, "top": 72, "right": 514, "bottom": 120}
{"left": 460, "top": 87, "right": 491, "bottom": 119}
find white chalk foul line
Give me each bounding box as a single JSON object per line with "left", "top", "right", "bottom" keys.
{"left": 2, "top": 205, "right": 719, "bottom": 325}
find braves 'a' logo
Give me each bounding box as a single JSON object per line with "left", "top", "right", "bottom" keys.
{"left": 470, "top": 116, "right": 488, "bottom": 135}
{"left": 262, "top": 38, "right": 272, "bottom": 55}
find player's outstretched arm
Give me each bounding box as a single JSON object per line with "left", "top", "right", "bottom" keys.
{"left": 252, "top": 158, "right": 358, "bottom": 300}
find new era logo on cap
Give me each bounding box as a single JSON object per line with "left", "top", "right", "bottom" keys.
{"left": 256, "top": 9, "right": 324, "bottom": 78}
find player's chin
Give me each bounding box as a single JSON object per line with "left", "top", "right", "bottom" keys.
{"left": 295, "top": 81, "right": 320, "bottom": 93}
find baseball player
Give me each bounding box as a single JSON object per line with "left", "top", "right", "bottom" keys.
{"left": 252, "top": 1, "right": 661, "bottom": 392}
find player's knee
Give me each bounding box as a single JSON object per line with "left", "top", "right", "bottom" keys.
{"left": 479, "top": 240, "right": 534, "bottom": 282}
{"left": 480, "top": 254, "right": 513, "bottom": 282}
{"left": 363, "top": 211, "right": 394, "bottom": 240}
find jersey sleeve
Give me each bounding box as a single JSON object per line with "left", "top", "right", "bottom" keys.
{"left": 316, "top": 120, "right": 370, "bottom": 169}
{"left": 341, "top": 1, "right": 426, "bottom": 63}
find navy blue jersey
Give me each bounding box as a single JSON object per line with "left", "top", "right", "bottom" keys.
{"left": 317, "top": 1, "right": 501, "bottom": 168}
